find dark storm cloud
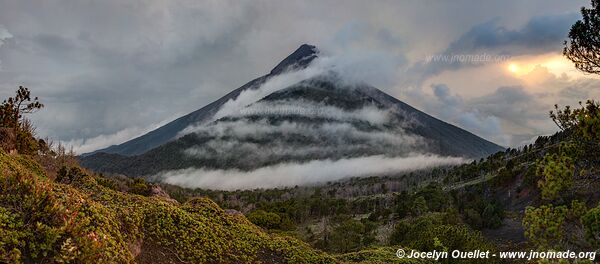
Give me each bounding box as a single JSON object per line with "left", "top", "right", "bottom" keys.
{"left": 447, "top": 13, "right": 579, "bottom": 55}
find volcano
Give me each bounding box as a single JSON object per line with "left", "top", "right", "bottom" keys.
{"left": 80, "top": 44, "right": 504, "bottom": 179}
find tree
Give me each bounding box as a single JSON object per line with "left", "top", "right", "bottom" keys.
{"left": 564, "top": 0, "right": 600, "bottom": 74}
{"left": 550, "top": 100, "right": 600, "bottom": 142}
{"left": 0, "top": 86, "right": 44, "bottom": 154}
{"left": 536, "top": 150, "right": 574, "bottom": 201}
{"left": 0, "top": 86, "right": 44, "bottom": 129}
{"left": 562, "top": 0, "right": 600, "bottom": 141}
{"left": 557, "top": 4, "right": 600, "bottom": 232}
{"left": 411, "top": 196, "right": 429, "bottom": 216}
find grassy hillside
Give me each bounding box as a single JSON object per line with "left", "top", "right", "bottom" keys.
{"left": 0, "top": 149, "right": 344, "bottom": 263}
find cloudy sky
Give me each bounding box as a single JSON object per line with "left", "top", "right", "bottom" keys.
{"left": 0, "top": 0, "right": 598, "bottom": 153}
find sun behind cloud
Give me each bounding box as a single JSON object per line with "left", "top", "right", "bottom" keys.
{"left": 505, "top": 54, "right": 591, "bottom": 79}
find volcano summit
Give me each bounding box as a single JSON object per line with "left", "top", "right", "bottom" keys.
{"left": 80, "top": 44, "right": 504, "bottom": 189}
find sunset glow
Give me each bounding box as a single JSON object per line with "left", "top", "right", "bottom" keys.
{"left": 503, "top": 54, "right": 589, "bottom": 79}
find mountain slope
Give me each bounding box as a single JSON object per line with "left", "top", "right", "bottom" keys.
{"left": 86, "top": 44, "right": 319, "bottom": 157}
{"left": 81, "top": 44, "right": 504, "bottom": 182}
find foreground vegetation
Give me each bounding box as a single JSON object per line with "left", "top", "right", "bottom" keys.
{"left": 0, "top": 148, "right": 344, "bottom": 263}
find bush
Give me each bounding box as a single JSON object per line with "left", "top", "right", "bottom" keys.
{"left": 523, "top": 204, "right": 569, "bottom": 250}
{"left": 128, "top": 177, "right": 150, "bottom": 196}
{"left": 551, "top": 100, "right": 600, "bottom": 142}
{"left": 14, "top": 120, "right": 39, "bottom": 155}
{"left": 328, "top": 219, "right": 376, "bottom": 253}
{"left": 390, "top": 213, "right": 493, "bottom": 255}
{"left": 246, "top": 209, "right": 282, "bottom": 230}
{"left": 582, "top": 203, "right": 600, "bottom": 247}
{"left": 55, "top": 166, "right": 85, "bottom": 184}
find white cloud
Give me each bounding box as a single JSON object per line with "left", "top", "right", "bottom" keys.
{"left": 156, "top": 154, "right": 466, "bottom": 190}
{"left": 211, "top": 60, "right": 327, "bottom": 120}
{"left": 61, "top": 118, "right": 173, "bottom": 154}
{"left": 179, "top": 117, "right": 427, "bottom": 168}
{"left": 232, "top": 100, "right": 393, "bottom": 125}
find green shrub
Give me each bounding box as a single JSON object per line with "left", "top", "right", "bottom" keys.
{"left": 0, "top": 151, "right": 131, "bottom": 263}
{"left": 247, "top": 209, "right": 282, "bottom": 229}
{"left": 390, "top": 213, "right": 493, "bottom": 255}
{"left": 582, "top": 203, "right": 600, "bottom": 247}
{"left": 523, "top": 204, "right": 569, "bottom": 250}
{"left": 128, "top": 177, "right": 150, "bottom": 196}
{"left": 328, "top": 219, "right": 376, "bottom": 253}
